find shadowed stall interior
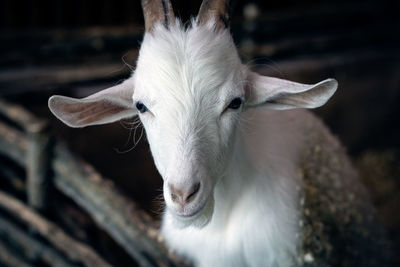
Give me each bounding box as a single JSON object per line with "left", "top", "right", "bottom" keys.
{"left": 0, "top": 0, "right": 399, "bottom": 266}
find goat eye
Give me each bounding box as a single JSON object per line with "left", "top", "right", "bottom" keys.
{"left": 227, "top": 97, "right": 243, "bottom": 109}
{"left": 136, "top": 101, "right": 148, "bottom": 113}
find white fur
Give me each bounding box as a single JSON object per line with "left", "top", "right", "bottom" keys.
{"left": 49, "top": 20, "right": 338, "bottom": 267}
{"left": 133, "top": 22, "right": 325, "bottom": 266}
{"left": 160, "top": 107, "right": 318, "bottom": 267}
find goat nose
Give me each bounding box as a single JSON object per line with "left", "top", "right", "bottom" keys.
{"left": 169, "top": 182, "right": 201, "bottom": 206}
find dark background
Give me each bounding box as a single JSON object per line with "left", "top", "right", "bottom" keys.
{"left": 0, "top": 0, "right": 399, "bottom": 265}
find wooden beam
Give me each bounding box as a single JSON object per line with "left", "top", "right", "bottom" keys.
{"left": 0, "top": 239, "right": 33, "bottom": 267}
{"left": 0, "top": 216, "right": 75, "bottom": 267}
{"left": 0, "top": 190, "right": 112, "bottom": 267}
{"left": 0, "top": 98, "right": 38, "bottom": 130}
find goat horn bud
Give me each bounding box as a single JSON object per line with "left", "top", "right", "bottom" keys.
{"left": 142, "top": 0, "right": 175, "bottom": 32}
{"left": 197, "top": 0, "right": 230, "bottom": 30}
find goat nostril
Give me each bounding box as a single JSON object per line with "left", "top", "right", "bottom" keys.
{"left": 186, "top": 183, "right": 201, "bottom": 203}
{"left": 169, "top": 182, "right": 201, "bottom": 205}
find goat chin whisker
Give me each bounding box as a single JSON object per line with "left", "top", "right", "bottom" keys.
{"left": 151, "top": 192, "right": 166, "bottom": 216}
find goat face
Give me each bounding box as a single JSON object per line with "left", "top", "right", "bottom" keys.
{"left": 48, "top": 0, "right": 337, "bottom": 229}
{"left": 133, "top": 24, "right": 245, "bottom": 225}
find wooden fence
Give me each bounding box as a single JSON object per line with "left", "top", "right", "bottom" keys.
{"left": 0, "top": 98, "right": 187, "bottom": 267}
{"left": 0, "top": 2, "right": 398, "bottom": 265}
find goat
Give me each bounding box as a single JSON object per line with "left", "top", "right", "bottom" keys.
{"left": 48, "top": 0, "right": 392, "bottom": 266}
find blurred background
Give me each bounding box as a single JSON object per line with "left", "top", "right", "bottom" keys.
{"left": 0, "top": 0, "right": 399, "bottom": 266}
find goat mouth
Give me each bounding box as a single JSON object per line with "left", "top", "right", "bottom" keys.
{"left": 176, "top": 200, "right": 208, "bottom": 219}
{"left": 170, "top": 196, "right": 214, "bottom": 229}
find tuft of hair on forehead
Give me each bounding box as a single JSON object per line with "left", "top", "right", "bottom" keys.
{"left": 134, "top": 19, "right": 243, "bottom": 113}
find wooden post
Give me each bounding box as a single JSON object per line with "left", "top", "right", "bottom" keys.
{"left": 26, "top": 119, "right": 51, "bottom": 213}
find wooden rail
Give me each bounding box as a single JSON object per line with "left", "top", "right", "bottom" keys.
{"left": 0, "top": 98, "right": 187, "bottom": 267}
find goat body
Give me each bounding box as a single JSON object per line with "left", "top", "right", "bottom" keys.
{"left": 162, "top": 109, "right": 389, "bottom": 266}
{"left": 48, "top": 1, "right": 392, "bottom": 266}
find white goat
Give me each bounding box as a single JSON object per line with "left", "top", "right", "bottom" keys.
{"left": 49, "top": 0, "right": 391, "bottom": 266}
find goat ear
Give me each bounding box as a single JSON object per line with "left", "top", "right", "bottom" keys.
{"left": 244, "top": 71, "right": 337, "bottom": 110}
{"left": 48, "top": 79, "right": 136, "bottom": 128}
